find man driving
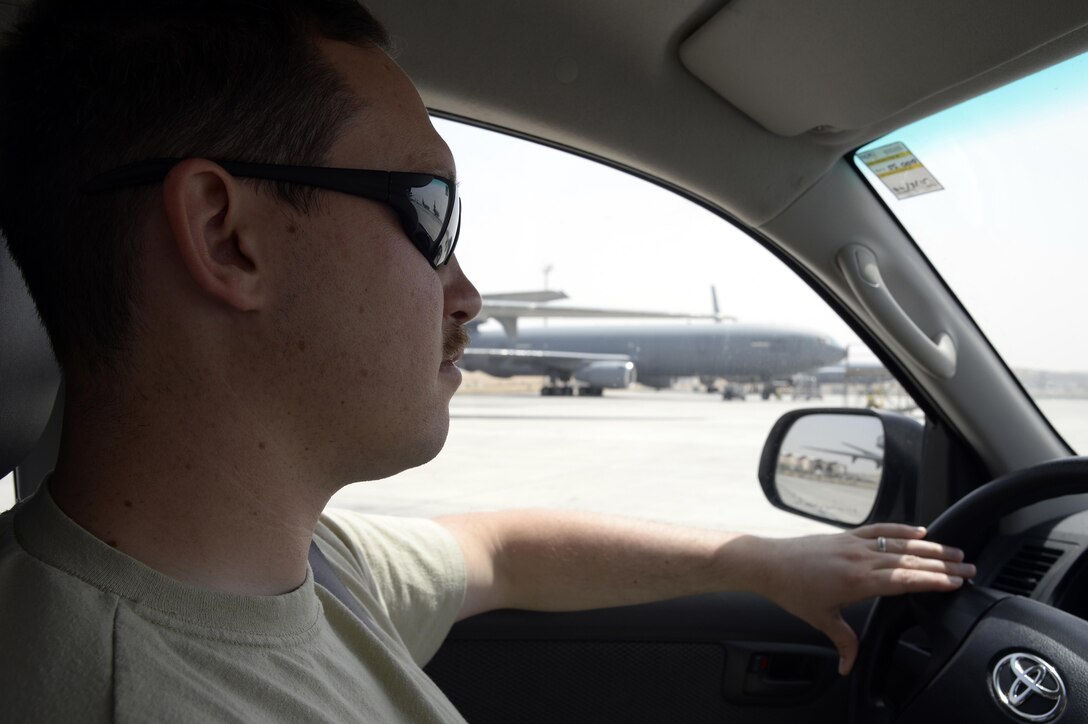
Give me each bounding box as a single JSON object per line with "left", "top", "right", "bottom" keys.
{"left": 0, "top": 1, "right": 974, "bottom": 721}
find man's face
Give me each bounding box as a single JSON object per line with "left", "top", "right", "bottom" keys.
{"left": 266, "top": 40, "right": 480, "bottom": 485}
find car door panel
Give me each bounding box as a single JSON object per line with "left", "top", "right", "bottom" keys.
{"left": 426, "top": 592, "right": 867, "bottom": 723}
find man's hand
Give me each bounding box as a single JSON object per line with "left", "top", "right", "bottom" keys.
{"left": 753, "top": 523, "right": 975, "bottom": 675}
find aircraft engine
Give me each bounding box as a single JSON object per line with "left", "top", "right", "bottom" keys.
{"left": 574, "top": 360, "right": 636, "bottom": 389}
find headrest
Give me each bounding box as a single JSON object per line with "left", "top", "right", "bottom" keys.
{"left": 0, "top": 242, "right": 61, "bottom": 477}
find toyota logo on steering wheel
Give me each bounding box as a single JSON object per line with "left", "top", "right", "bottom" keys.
{"left": 992, "top": 652, "right": 1066, "bottom": 722}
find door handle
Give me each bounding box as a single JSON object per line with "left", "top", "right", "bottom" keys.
{"left": 837, "top": 244, "right": 957, "bottom": 379}
{"left": 723, "top": 642, "right": 839, "bottom": 704}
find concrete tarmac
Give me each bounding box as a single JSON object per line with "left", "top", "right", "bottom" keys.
{"left": 330, "top": 389, "right": 841, "bottom": 537}
{"left": 776, "top": 473, "right": 877, "bottom": 526}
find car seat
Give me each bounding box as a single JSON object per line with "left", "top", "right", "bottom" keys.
{"left": 0, "top": 242, "right": 62, "bottom": 501}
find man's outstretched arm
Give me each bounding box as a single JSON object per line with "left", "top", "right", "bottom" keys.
{"left": 435, "top": 510, "right": 975, "bottom": 675}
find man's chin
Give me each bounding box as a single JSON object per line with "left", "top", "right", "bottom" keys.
{"left": 398, "top": 412, "right": 451, "bottom": 473}
{"left": 349, "top": 450, "right": 445, "bottom": 484}
{"left": 339, "top": 410, "right": 451, "bottom": 484}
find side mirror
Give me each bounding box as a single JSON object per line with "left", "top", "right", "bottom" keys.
{"left": 758, "top": 408, "right": 923, "bottom": 528}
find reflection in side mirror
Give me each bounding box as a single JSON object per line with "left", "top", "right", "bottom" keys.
{"left": 774, "top": 414, "right": 884, "bottom": 525}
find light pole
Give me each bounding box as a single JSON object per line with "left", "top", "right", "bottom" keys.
{"left": 542, "top": 265, "right": 554, "bottom": 327}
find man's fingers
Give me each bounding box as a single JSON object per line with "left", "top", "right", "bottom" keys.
{"left": 855, "top": 526, "right": 969, "bottom": 567}
{"left": 874, "top": 537, "right": 966, "bottom": 562}
{"left": 853, "top": 523, "right": 928, "bottom": 540}
{"left": 867, "top": 567, "right": 966, "bottom": 596}
{"left": 872, "top": 552, "right": 976, "bottom": 579}
{"left": 818, "top": 614, "right": 859, "bottom": 676}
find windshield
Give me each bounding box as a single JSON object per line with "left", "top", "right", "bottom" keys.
{"left": 854, "top": 52, "right": 1088, "bottom": 453}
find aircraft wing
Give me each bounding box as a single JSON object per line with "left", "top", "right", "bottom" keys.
{"left": 461, "top": 348, "right": 632, "bottom": 374}
{"left": 459, "top": 348, "right": 638, "bottom": 390}
{"left": 480, "top": 300, "right": 727, "bottom": 321}
{"left": 804, "top": 445, "right": 884, "bottom": 468}
{"left": 481, "top": 290, "right": 569, "bottom": 303}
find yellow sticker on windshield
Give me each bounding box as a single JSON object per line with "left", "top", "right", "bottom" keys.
{"left": 857, "top": 142, "right": 943, "bottom": 200}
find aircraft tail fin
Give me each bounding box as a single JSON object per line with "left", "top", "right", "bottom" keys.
{"left": 709, "top": 285, "right": 738, "bottom": 322}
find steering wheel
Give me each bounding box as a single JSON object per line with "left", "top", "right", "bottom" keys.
{"left": 850, "top": 456, "right": 1088, "bottom": 723}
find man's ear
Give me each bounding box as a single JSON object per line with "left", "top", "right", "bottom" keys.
{"left": 161, "top": 159, "right": 266, "bottom": 311}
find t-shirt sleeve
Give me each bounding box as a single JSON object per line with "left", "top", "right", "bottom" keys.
{"left": 316, "top": 509, "right": 467, "bottom": 666}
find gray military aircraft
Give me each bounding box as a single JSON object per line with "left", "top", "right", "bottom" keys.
{"left": 461, "top": 321, "right": 847, "bottom": 398}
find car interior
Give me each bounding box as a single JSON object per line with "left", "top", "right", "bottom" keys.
{"left": 4, "top": 1, "right": 1088, "bottom": 722}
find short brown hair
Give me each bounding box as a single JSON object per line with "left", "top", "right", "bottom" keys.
{"left": 0, "top": 0, "right": 390, "bottom": 378}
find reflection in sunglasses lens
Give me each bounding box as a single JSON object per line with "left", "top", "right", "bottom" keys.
{"left": 407, "top": 179, "right": 456, "bottom": 265}
{"left": 408, "top": 180, "right": 447, "bottom": 239}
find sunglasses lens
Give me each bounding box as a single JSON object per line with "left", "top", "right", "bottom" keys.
{"left": 435, "top": 196, "right": 460, "bottom": 266}
{"left": 406, "top": 178, "right": 452, "bottom": 259}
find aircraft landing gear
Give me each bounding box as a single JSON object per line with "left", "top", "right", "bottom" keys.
{"left": 760, "top": 382, "right": 780, "bottom": 400}
{"left": 541, "top": 384, "right": 604, "bottom": 397}
{"left": 722, "top": 384, "right": 746, "bottom": 401}
{"left": 542, "top": 372, "right": 576, "bottom": 396}
{"left": 540, "top": 385, "right": 574, "bottom": 396}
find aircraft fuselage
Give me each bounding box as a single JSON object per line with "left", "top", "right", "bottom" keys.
{"left": 465, "top": 323, "right": 846, "bottom": 386}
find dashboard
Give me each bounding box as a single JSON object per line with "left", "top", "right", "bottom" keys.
{"left": 983, "top": 501, "right": 1088, "bottom": 621}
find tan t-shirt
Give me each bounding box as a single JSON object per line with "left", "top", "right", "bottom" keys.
{"left": 0, "top": 486, "right": 468, "bottom": 723}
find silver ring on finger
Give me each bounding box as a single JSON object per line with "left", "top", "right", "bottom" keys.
{"left": 877, "top": 536, "right": 887, "bottom": 553}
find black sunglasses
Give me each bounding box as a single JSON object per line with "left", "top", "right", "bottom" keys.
{"left": 84, "top": 159, "right": 461, "bottom": 269}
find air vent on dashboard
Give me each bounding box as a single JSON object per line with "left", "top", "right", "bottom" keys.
{"left": 992, "top": 543, "right": 1064, "bottom": 597}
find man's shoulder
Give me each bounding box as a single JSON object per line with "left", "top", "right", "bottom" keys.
{"left": 0, "top": 507, "right": 121, "bottom": 639}
{"left": 314, "top": 508, "right": 467, "bottom": 667}
{"left": 315, "top": 508, "right": 462, "bottom": 582}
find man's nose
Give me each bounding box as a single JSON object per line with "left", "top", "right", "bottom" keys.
{"left": 441, "top": 254, "right": 482, "bottom": 324}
